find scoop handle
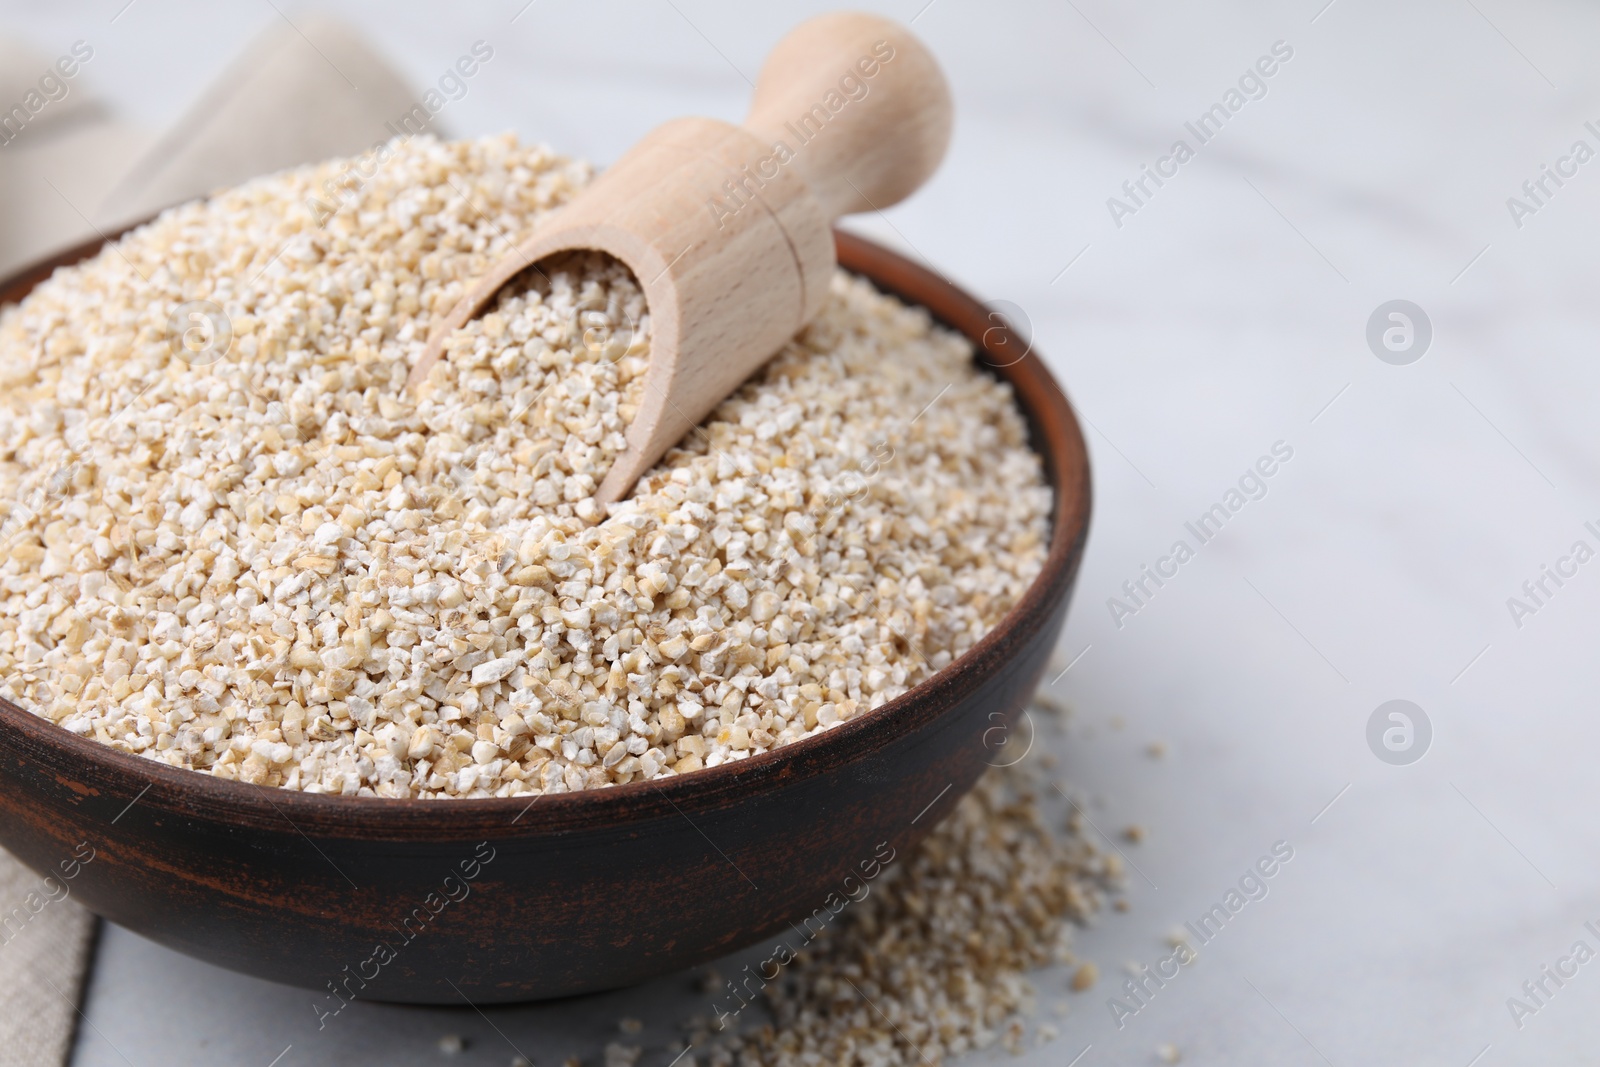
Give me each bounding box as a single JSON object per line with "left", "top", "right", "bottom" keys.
{"left": 742, "top": 12, "right": 952, "bottom": 220}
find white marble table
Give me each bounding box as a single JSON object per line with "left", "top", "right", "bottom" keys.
{"left": 3, "top": 0, "right": 1598, "bottom": 1062}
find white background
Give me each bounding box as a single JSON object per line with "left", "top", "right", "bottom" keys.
{"left": 4, "top": 0, "right": 1600, "bottom": 1063}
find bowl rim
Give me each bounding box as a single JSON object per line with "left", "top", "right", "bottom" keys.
{"left": 0, "top": 226, "right": 1091, "bottom": 836}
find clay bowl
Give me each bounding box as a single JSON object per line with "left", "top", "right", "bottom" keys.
{"left": 0, "top": 228, "right": 1091, "bottom": 1004}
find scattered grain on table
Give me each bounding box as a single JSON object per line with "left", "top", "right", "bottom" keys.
{"left": 679, "top": 764, "right": 1120, "bottom": 1067}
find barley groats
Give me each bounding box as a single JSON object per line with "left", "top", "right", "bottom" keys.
{"left": 0, "top": 134, "right": 1050, "bottom": 797}
{"left": 688, "top": 765, "right": 1119, "bottom": 1067}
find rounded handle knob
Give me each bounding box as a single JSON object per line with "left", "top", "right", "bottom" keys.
{"left": 743, "top": 12, "right": 953, "bottom": 220}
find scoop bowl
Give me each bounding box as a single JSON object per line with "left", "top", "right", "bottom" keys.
{"left": 0, "top": 229, "right": 1090, "bottom": 1004}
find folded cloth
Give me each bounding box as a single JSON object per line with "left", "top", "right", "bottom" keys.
{"left": 0, "top": 36, "right": 152, "bottom": 277}
{"left": 0, "top": 855, "right": 98, "bottom": 1067}
{"left": 0, "top": 36, "right": 105, "bottom": 132}
{"left": 97, "top": 14, "right": 430, "bottom": 230}
{"left": 0, "top": 14, "right": 431, "bottom": 275}
{"left": 0, "top": 16, "right": 437, "bottom": 1065}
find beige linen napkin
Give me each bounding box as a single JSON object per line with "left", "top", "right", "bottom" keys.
{"left": 95, "top": 15, "right": 427, "bottom": 232}
{"left": 0, "top": 37, "right": 151, "bottom": 277}
{"left": 0, "top": 15, "right": 437, "bottom": 1065}
{"left": 0, "top": 856, "right": 99, "bottom": 1067}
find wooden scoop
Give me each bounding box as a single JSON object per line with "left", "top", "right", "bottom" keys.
{"left": 407, "top": 11, "right": 953, "bottom": 502}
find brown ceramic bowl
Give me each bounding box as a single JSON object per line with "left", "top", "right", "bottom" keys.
{"left": 0, "top": 228, "right": 1090, "bottom": 1004}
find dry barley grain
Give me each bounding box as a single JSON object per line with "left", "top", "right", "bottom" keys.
{"left": 0, "top": 135, "right": 1051, "bottom": 798}
{"left": 683, "top": 765, "right": 1118, "bottom": 1067}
